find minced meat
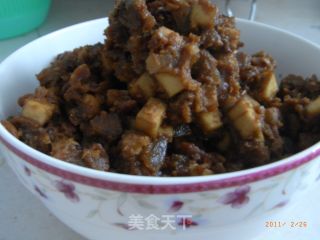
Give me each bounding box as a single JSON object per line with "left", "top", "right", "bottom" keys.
{"left": 2, "top": 0, "right": 320, "bottom": 176}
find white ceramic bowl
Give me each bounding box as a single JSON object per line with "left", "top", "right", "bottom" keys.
{"left": 0, "top": 18, "right": 320, "bottom": 240}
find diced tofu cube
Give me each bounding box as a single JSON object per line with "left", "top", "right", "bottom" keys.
{"left": 228, "top": 96, "right": 264, "bottom": 141}
{"left": 22, "top": 99, "right": 55, "bottom": 126}
{"left": 233, "top": 109, "right": 260, "bottom": 140}
{"left": 260, "top": 72, "right": 278, "bottom": 101}
{"left": 155, "top": 73, "right": 185, "bottom": 98}
{"left": 244, "top": 94, "right": 260, "bottom": 107}
{"left": 306, "top": 96, "right": 320, "bottom": 117}
{"left": 157, "top": 26, "right": 176, "bottom": 37}
{"left": 190, "top": 0, "right": 217, "bottom": 29}
{"left": 184, "top": 43, "right": 200, "bottom": 65}
{"left": 265, "top": 107, "right": 282, "bottom": 126}
{"left": 186, "top": 43, "right": 200, "bottom": 56}
{"left": 197, "top": 111, "right": 223, "bottom": 134}
{"left": 223, "top": 96, "right": 238, "bottom": 111}
{"left": 146, "top": 53, "right": 161, "bottom": 74}
{"left": 135, "top": 98, "right": 167, "bottom": 138}
{"left": 158, "top": 125, "right": 174, "bottom": 141}
{"left": 130, "top": 73, "right": 156, "bottom": 98}
{"left": 228, "top": 97, "right": 250, "bottom": 120}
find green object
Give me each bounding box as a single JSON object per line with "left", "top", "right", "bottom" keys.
{"left": 0, "top": 0, "right": 51, "bottom": 40}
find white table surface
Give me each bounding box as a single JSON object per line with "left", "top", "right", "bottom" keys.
{"left": 1, "top": 0, "right": 320, "bottom": 239}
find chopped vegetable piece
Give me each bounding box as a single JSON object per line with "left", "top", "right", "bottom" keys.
{"left": 306, "top": 96, "right": 320, "bottom": 117}
{"left": 197, "top": 111, "right": 223, "bottom": 134}
{"left": 190, "top": 0, "right": 217, "bottom": 29}
{"left": 135, "top": 98, "right": 167, "bottom": 138}
{"left": 158, "top": 125, "right": 174, "bottom": 141}
{"left": 155, "top": 73, "right": 185, "bottom": 98}
{"left": 130, "top": 73, "right": 156, "bottom": 98}
{"left": 228, "top": 96, "right": 264, "bottom": 141}
{"left": 22, "top": 99, "right": 55, "bottom": 126}
{"left": 260, "top": 72, "right": 279, "bottom": 101}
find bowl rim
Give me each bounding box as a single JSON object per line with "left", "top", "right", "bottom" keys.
{"left": 0, "top": 17, "right": 320, "bottom": 194}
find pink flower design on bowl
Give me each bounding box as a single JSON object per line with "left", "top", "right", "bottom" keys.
{"left": 168, "top": 200, "right": 184, "bottom": 212}
{"left": 177, "top": 217, "right": 198, "bottom": 229}
{"left": 218, "top": 185, "right": 251, "bottom": 208}
{"left": 34, "top": 185, "right": 47, "bottom": 199}
{"left": 271, "top": 200, "right": 289, "bottom": 209}
{"left": 54, "top": 180, "right": 80, "bottom": 203}
{"left": 113, "top": 223, "right": 135, "bottom": 231}
{"left": 24, "top": 166, "right": 31, "bottom": 176}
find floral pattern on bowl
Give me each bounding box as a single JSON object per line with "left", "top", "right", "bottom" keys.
{"left": 4, "top": 145, "right": 318, "bottom": 230}
{"left": 218, "top": 185, "right": 251, "bottom": 208}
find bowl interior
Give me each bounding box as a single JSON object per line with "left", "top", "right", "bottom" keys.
{"left": 0, "top": 18, "right": 319, "bottom": 183}
{"left": 237, "top": 20, "right": 320, "bottom": 77}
